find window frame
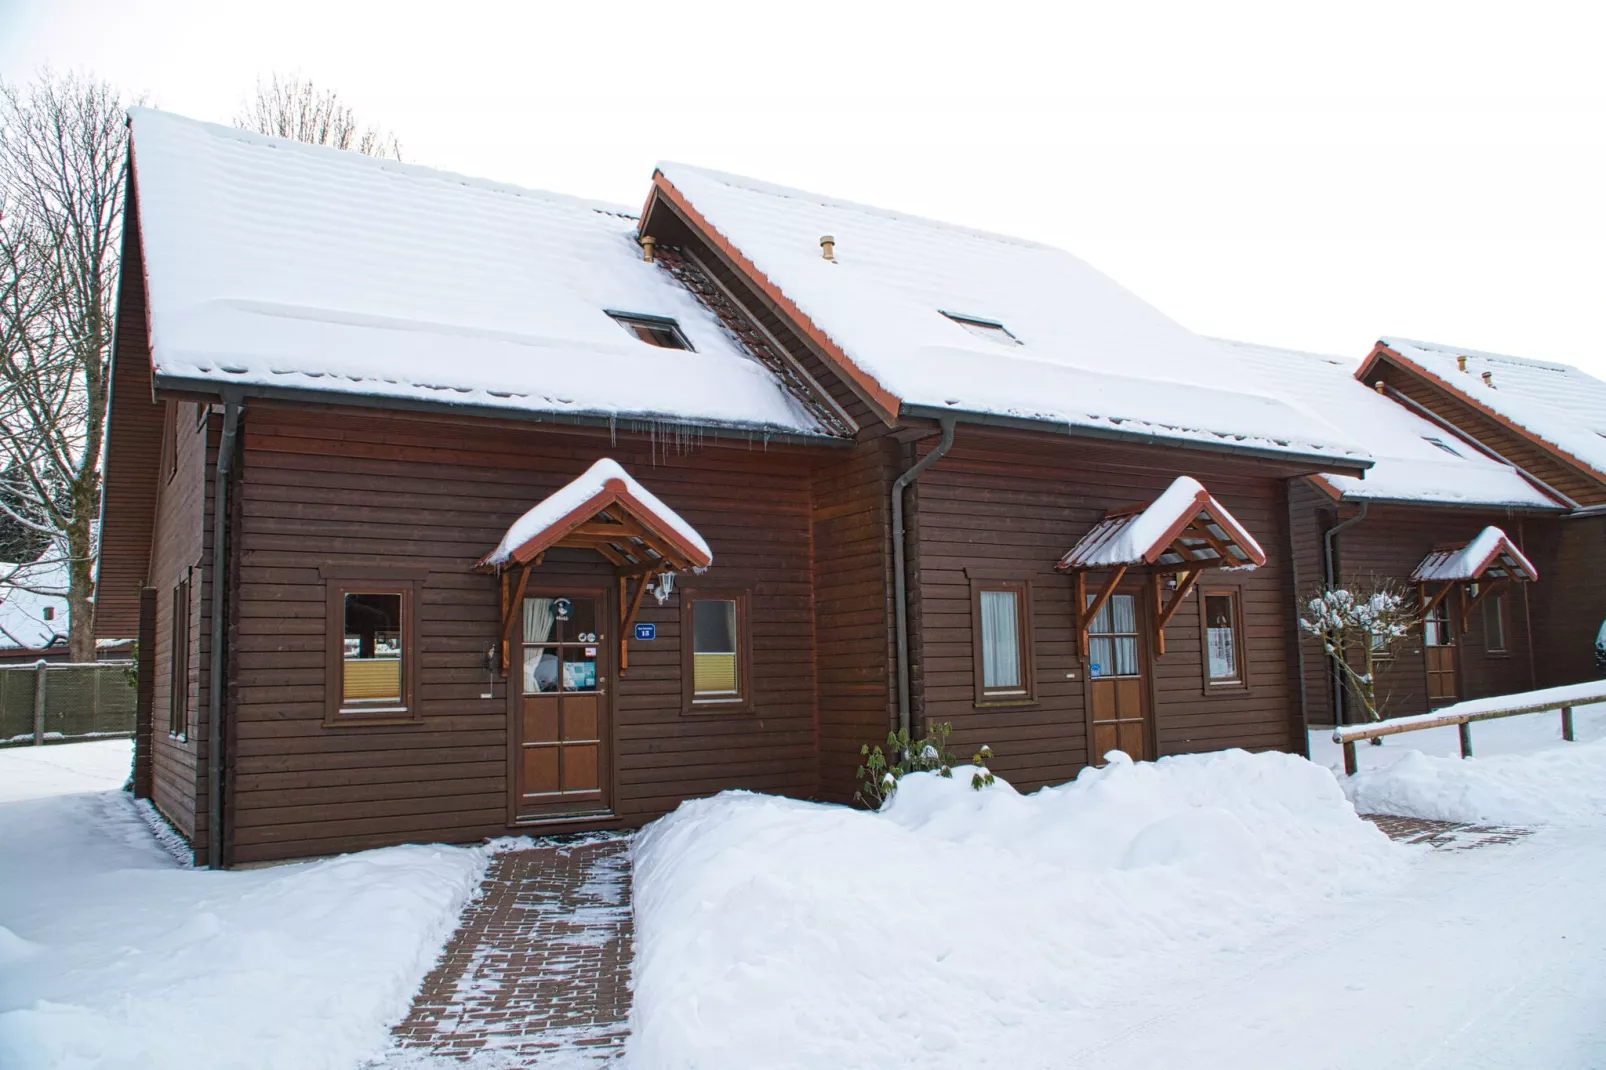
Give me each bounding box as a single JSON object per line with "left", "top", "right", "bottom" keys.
{"left": 940, "top": 310, "right": 1021, "bottom": 346}
{"left": 969, "top": 577, "right": 1036, "bottom": 707}
{"left": 168, "top": 576, "right": 191, "bottom": 738}
{"left": 680, "top": 587, "right": 752, "bottom": 715}
{"left": 605, "top": 310, "right": 695, "bottom": 351}
{"left": 1197, "top": 585, "right": 1249, "bottom": 692}
{"left": 323, "top": 573, "right": 423, "bottom": 727}
{"left": 1483, "top": 588, "right": 1508, "bottom": 655}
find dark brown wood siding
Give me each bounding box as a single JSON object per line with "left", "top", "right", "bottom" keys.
{"left": 1526, "top": 514, "right": 1606, "bottom": 688}
{"left": 907, "top": 429, "right": 1304, "bottom": 789}
{"left": 225, "top": 403, "right": 823, "bottom": 863}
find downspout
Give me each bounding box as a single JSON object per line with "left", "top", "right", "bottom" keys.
{"left": 208, "top": 395, "right": 242, "bottom": 869}
{"left": 892, "top": 416, "right": 956, "bottom": 736}
{"left": 1518, "top": 517, "right": 1538, "bottom": 690}
{"left": 1286, "top": 481, "right": 1311, "bottom": 757}
{"left": 1321, "top": 501, "right": 1368, "bottom": 727}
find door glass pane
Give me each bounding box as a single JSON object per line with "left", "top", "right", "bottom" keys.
{"left": 1086, "top": 595, "right": 1111, "bottom": 635}
{"left": 979, "top": 589, "right": 1022, "bottom": 690}
{"left": 524, "top": 645, "right": 561, "bottom": 694}
{"left": 555, "top": 596, "right": 598, "bottom": 643}
{"left": 693, "top": 600, "right": 738, "bottom": 696}
{"left": 1089, "top": 636, "right": 1113, "bottom": 678}
{"left": 1113, "top": 637, "right": 1138, "bottom": 676}
{"left": 1087, "top": 593, "right": 1138, "bottom": 677}
{"left": 1205, "top": 593, "right": 1238, "bottom": 680}
{"left": 343, "top": 592, "right": 402, "bottom": 703}
{"left": 1425, "top": 602, "right": 1452, "bottom": 647}
{"left": 1109, "top": 594, "right": 1136, "bottom": 635}
{"left": 561, "top": 646, "right": 599, "bottom": 692}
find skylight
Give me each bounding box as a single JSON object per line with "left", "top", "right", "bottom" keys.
{"left": 1422, "top": 436, "right": 1463, "bottom": 458}
{"left": 607, "top": 311, "right": 693, "bottom": 351}
{"left": 941, "top": 311, "right": 1019, "bottom": 346}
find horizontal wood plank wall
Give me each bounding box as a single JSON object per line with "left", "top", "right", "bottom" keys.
{"left": 227, "top": 403, "right": 821, "bottom": 863}
{"left": 811, "top": 436, "right": 898, "bottom": 802}
{"left": 909, "top": 430, "right": 1301, "bottom": 791}
{"left": 1529, "top": 515, "right": 1605, "bottom": 688}
{"left": 1375, "top": 361, "right": 1606, "bottom": 507}
{"left": 147, "top": 402, "right": 211, "bottom": 850}
{"left": 96, "top": 186, "right": 163, "bottom": 641}
{"left": 1324, "top": 503, "right": 1539, "bottom": 720}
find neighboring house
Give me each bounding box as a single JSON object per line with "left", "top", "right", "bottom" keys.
{"left": 1220, "top": 341, "right": 1568, "bottom": 725}
{"left": 98, "top": 109, "right": 1379, "bottom": 867}
{"left": 0, "top": 560, "right": 69, "bottom": 655}
{"left": 1357, "top": 339, "right": 1606, "bottom": 691}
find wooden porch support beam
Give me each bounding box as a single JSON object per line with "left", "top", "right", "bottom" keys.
{"left": 499, "top": 561, "right": 533, "bottom": 674}
{"left": 1074, "top": 571, "right": 1087, "bottom": 658}
{"left": 617, "top": 571, "right": 652, "bottom": 675}
{"left": 1152, "top": 568, "right": 1203, "bottom": 655}
{"left": 1420, "top": 581, "right": 1452, "bottom": 618}
{"left": 1080, "top": 565, "right": 1127, "bottom": 658}
{"left": 1459, "top": 576, "right": 1508, "bottom": 634}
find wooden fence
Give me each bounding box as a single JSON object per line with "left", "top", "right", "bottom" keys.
{"left": 0, "top": 660, "right": 137, "bottom": 746}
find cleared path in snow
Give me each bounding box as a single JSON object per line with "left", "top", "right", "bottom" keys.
{"left": 1061, "top": 824, "right": 1606, "bottom": 1068}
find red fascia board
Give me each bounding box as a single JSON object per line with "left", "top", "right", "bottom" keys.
{"left": 644, "top": 172, "right": 902, "bottom": 428}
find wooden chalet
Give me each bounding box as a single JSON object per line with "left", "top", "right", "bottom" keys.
{"left": 99, "top": 110, "right": 1375, "bottom": 867}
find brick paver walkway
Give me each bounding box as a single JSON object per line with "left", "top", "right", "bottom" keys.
{"left": 390, "top": 834, "right": 633, "bottom": 1066}
{"left": 1364, "top": 814, "right": 1532, "bottom": 850}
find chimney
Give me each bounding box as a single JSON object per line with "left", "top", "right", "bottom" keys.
{"left": 819, "top": 235, "right": 835, "bottom": 261}
{"left": 1482, "top": 371, "right": 1495, "bottom": 388}
{"left": 639, "top": 235, "right": 657, "bottom": 263}
{"left": 1374, "top": 380, "right": 1386, "bottom": 394}
{"left": 1456, "top": 355, "right": 1467, "bottom": 372}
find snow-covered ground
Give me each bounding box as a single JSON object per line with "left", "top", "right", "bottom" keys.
{"left": 0, "top": 741, "right": 486, "bottom": 1070}
{"left": 1310, "top": 701, "right": 1606, "bottom": 824}
{"left": 631, "top": 739, "right": 1606, "bottom": 1069}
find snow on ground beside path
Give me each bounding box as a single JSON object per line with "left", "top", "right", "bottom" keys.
{"left": 629, "top": 749, "right": 1406, "bottom": 1070}
{"left": 1310, "top": 702, "right": 1606, "bottom": 824}
{"left": 0, "top": 740, "right": 485, "bottom": 1070}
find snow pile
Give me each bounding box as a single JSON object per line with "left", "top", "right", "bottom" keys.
{"left": 481, "top": 457, "right": 711, "bottom": 569}
{"left": 0, "top": 741, "right": 484, "bottom": 1070}
{"left": 629, "top": 749, "right": 1403, "bottom": 1069}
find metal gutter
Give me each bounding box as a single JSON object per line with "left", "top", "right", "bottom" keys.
{"left": 1321, "top": 501, "right": 1368, "bottom": 728}
{"left": 1333, "top": 493, "right": 1566, "bottom": 514}
{"left": 892, "top": 416, "right": 957, "bottom": 736}
{"left": 151, "top": 375, "right": 854, "bottom": 451}
{"left": 900, "top": 403, "right": 1372, "bottom": 474}
{"left": 207, "top": 395, "right": 241, "bottom": 870}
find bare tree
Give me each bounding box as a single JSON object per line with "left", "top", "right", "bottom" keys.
{"left": 0, "top": 70, "right": 130, "bottom": 661}
{"left": 236, "top": 74, "right": 402, "bottom": 159}
{"left": 1299, "top": 579, "right": 1420, "bottom": 728}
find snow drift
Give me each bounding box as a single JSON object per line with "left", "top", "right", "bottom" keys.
{"left": 629, "top": 748, "right": 1404, "bottom": 1070}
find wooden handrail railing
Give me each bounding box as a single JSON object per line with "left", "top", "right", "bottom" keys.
{"left": 1331, "top": 683, "right": 1606, "bottom": 776}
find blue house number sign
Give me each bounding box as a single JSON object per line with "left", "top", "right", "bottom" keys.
{"left": 634, "top": 623, "right": 656, "bottom": 641}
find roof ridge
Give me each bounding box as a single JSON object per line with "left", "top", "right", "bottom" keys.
{"left": 1381, "top": 335, "right": 1582, "bottom": 375}
{"left": 656, "top": 161, "right": 1059, "bottom": 252}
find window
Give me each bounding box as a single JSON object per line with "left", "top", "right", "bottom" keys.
{"left": 168, "top": 579, "right": 190, "bottom": 737}
{"left": 522, "top": 595, "right": 601, "bottom": 694}
{"left": 41, "top": 606, "right": 54, "bottom": 622}
{"left": 971, "top": 580, "right": 1034, "bottom": 703}
{"left": 941, "top": 311, "right": 1020, "bottom": 346}
{"left": 607, "top": 311, "right": 693, "bottom": 350}
{"left": 1086, "top": 593, "right": 1139, "bottom": 679}
{"left": 1424, "top": 599, "right": 1453, "bottom": 647}
{"left": 1202, "top": 591, "right": 1243, "bottom": 685}
{"left": 323, "top": 576, "right": 420, "bottom": 725}
{"left": 682, "top": 591, "right": 749, "bottom": 711}
{"left": 1422, "top": 436, "right": 1463, "bottom": 458}
{"left": 1484, "top": 591, "right": 1507, "bottom": 653}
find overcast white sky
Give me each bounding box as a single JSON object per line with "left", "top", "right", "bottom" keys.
{"left": 5, "top": 0, "right": 1604, "bottom": 376}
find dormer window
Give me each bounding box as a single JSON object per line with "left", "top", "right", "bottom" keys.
{"left": 941, "top": 311, "right": 1019, "bottom": 346}
{"left": 1422, "top": 436, "right": 1462, "bottom": 458}
{"left": 608, "top": 311, "right": 692, "bottom": 351}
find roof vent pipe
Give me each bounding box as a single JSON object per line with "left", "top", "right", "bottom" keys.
{"left": 819, "top": 235, "right": 835, "bottom": 261}
{"left": 1457, "top": 355, "right": 1467, "bottom": 372}
{"left": 639, "top": 235, "right": 656, "bottom": 263}
{"left": 1373, "top": 380, "right": 1386, "bottom": 394}
{"left": 1482, "top": 371, "right": 1495, "bottom": 388}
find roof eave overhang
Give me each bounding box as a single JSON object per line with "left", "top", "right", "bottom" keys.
{"left": 900, "top": 403, "right": 1372, "bottom": 475}
{"left": 149, "top": 372, "right": 854, "bottom": 450}
{"left": 1330, "top": 491, "right": 1569, "bottom": 514}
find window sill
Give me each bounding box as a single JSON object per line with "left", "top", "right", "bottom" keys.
{"left": 325, "top": 710, "right": 421, "bottom": 728}
{"left": 683, "top": 699, "right": 753, "bottom": 716}
{"left": 974, "top": 697, "right": 1038, "bottom": 710}
{"left": 1485, "top": 652, "right": 1511, "bottom": 659}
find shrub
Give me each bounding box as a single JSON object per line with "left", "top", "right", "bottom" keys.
{"left": 855, "top": 721, "right": 995, "bottom": 808}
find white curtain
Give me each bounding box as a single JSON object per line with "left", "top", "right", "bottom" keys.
{"left": 980, "top": 590, "right": 1021, "bottom": 689}
{"left": 523, "top": 597, "right": 556, "bottom": 643}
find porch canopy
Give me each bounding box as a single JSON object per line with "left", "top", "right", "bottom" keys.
{"left": 1408, "top": 525, "right": 1537, "bottom": 631}
{"left": 1055, "top": 475, "right": 1266, "bottom": 655}
{"left": 476, "top": 458, "right": 712, "bottom": 673}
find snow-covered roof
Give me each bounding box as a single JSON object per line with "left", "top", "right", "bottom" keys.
{"left": 1057, "top": 476, "right": 1266, "bottom": 571}
{"left": 1409, "top": 526, "right": 1538, "bottom": 583}
{"left": 0, "top": 560, "right": 68, "bottom": 649}
{"left": 479, "top": 458, "right": 711, "bottom": 571}
{"left": 1217, "top": 340, "right": 1563, "bottom": 510}
{"left": 653, "top": 164, "right": 1371, "bottom": 467}
{"left": 126, "top": 109, "right": 833, "bottom": 438}
{"left": 1376, "top": 337, "right": 1606, "bottom": 484}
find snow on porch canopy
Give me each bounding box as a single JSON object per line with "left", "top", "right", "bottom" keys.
{"left": 1055, "top": 476, "right": 1267, "bottom": 657}
{"left": 476, "top": 458, "right": 712, "bottom": 674}
{"left": 1408, "top": 525, "right": 1537, "bottom": 633}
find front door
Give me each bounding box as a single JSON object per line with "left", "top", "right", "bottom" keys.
{"left": 1424, "top": 597, "right": 1459, "bottom": 706}
{"left": 1086, "top": 590, "right": 1153, "bottom": 762}
{"left": 515, "top": 590, "right": 610, "bottom": 819}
